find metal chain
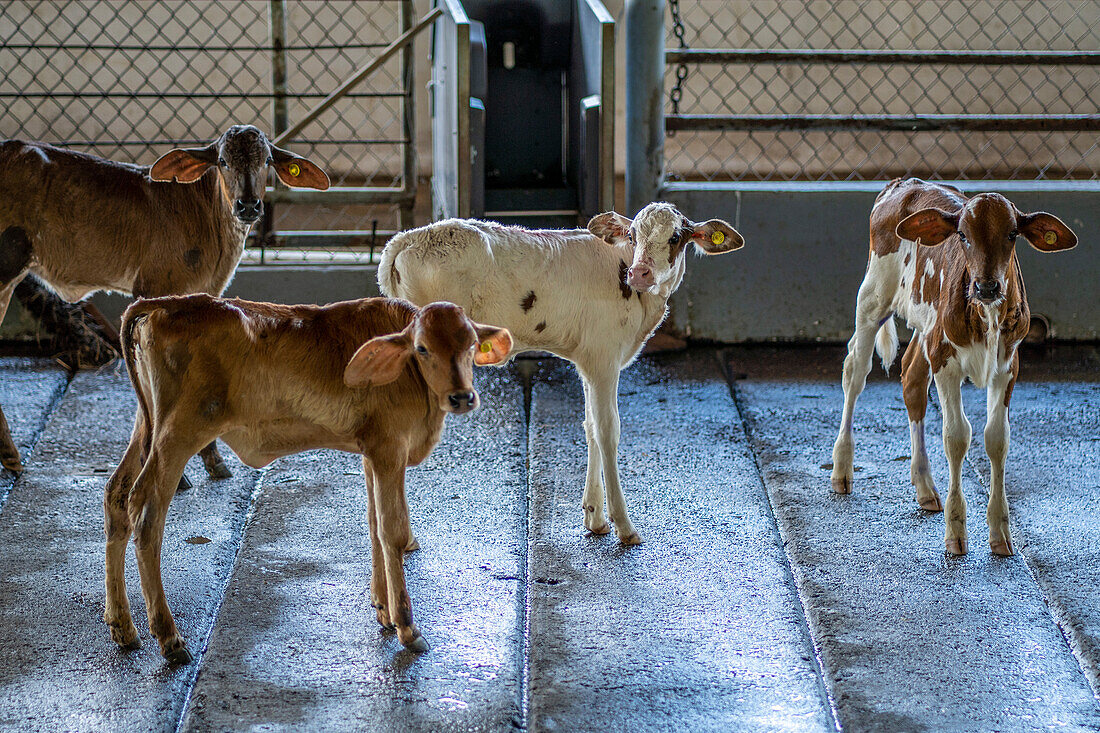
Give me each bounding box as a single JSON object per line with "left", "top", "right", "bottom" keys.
{"left": 668, "top": 0, "right": 689, "bottom": 137}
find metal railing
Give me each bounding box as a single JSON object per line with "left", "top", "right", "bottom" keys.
{"left": 627, "top": 0, "right": 1100, "bottom": 209}
{"left": 0, "top": 0, "right": 419, "bottom": 263}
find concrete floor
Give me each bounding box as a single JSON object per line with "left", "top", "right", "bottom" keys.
{"left": 0, "top": 345, "right": 1097, "bottom": 732}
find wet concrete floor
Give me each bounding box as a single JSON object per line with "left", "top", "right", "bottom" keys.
{"left": 0, "top": 345, "right": 1097, "bottom": 732}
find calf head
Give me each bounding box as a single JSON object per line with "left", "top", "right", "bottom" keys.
{"left": 588, "top": 202, "right": 744, "bottom": 293}
{"left": 897, "top": 193, "right": 1077, "bottom": 304}
{"left": 149, "top": 124, "right": 330, "bottom": 225}
{"left": 343, "top": 302, "right": 513, "bottom": 414}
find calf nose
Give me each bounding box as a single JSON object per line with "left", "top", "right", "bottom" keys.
{"left": 627, "top": 264, "right": 654, "bottom": 289}
{"left": 234, "top": 199, "right": 264, "bottom": 222}
{"left": 448, "top": 391, "right": 477, "bottom": 412}
{"left": 974, "top": 279, "right": 1001, "bottom": 302}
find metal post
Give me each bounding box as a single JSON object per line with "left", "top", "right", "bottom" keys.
{"left": 625, "top": 0, "right": 664, "bottom": 216}
{"left": 399, "top": 0, "right": 416, "bottom": 231}
{"left": 264, "top": 0, "right": 289, "bottom": 263}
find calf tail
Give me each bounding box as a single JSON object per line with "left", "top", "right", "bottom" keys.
{"left": 120, "top": 301, "right": 159, "bottom": 439}
{"left": 874, "top": 316, "right": 899, "bottom": 375}
{"left": 377, "top": 231, "right": 409, "bottom": 298}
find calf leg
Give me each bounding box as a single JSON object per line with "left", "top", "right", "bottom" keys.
{"left": 0, "top": 247, "right": 29, "bottom": 472}
{"left": 103, "top": 410, "right": 150, "bottom": 649}
{"left": 362, "top": 457, "right": 393, "bottom": 630}
{"left": 579, "top": 376, "right": 610, "bottom": 534}
{"left": 900, "top": 338, "right": 942, "bottom": 511}
{"left": 175, "top": 441, "right": 230, "bottom": 494}
{"left": 131, "top": 433, "right": 206, "bottom": 664}
{"left": 198, "top": 440, "right": 232, "bottom": 479}
{"left": 587, "top": 367, "right": 639, "bottom": 545}
{"left": 832, "top": 283, "right": 892, "bottom": 493}
{"left": 985, "top": 360, "right": 1017, "bottom": 556}
{"left": 369, "top": 454, "right": 428, "bottom": 652}
{"left": 934, "top": 364, "right": 970, "bottom": 555}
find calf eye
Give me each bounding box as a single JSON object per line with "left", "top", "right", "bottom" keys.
{"left": 218, "top": 158, "right": 228, "bottom": 168}
{"left": 266, "top": 157, "right": 275, "bottom": 166}
{"left": 1008, "top": 230, "right": 1019, "bottom": 241}
{"left": 415, "top": 345, "right": 427, "bottom": 355}
{"left": 668, "top": 234, "right": 679, "bottom": 245}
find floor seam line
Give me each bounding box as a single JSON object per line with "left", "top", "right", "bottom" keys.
{"left": 0, "top": 365, "right": 72, "bottom": 517}
{"left": 173, "top": 466, "right": 269, "bottom": 733}
{"left": 717, "top": 349, "right": 844, "bottom": 733}
{"left": 518, "top": 362, "right": 535, "bottom": 731}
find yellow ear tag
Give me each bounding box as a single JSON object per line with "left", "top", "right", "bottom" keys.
{"left": 710, "top": 231, "right": 725, "bottom": 245}
{"left": 287, "top": 162, "right": 301, "bottom": 177}
{"left": 479, "top": 341, "right": 493, "bottom": 354}
{"left": 1044, "top": 230, "right": 1057, "bottom": 245}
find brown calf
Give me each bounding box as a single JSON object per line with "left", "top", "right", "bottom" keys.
{"left": 103, "top": 295, "right": 512, "bottom": 663}
{"left": 831, "top": 178, "right": 1077, "bottom": 556}
{"left": 0, "top": 125, "right": 329, "bottom": 474}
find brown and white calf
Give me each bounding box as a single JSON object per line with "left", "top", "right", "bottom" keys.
{"left": 379, "top": 203, "right": 744, "bottom": 545}
{"left": 104, "top": 295, "right": 512, "bottom": 662}
{"left": 0, "top": 125, "right": 329, "bottom": 474}
{"left": 831, "top": 178, "right": 1077, "bottom": 556}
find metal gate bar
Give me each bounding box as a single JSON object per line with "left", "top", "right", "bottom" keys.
{"left": 667, "top": 114, "right": 1100, "bottom": 133}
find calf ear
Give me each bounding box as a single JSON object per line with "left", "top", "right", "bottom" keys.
{"left": 587, "top": 212, "right": 633, "bottom": 245}
{"left": 473, "top": 323, "right": 513, "bottom": 366}
{"left": 149, "top": 145, "right": 219, "bottom": 183}
{"left": 689, "top": 219, "right": 744, "bottom": 254}
{"left": 1017, "top": 211, "right": 1077, "bottom": 252}
{"left": 344, "top": 331, "right": 412, "bottom": 387}
{"left": 896, "top": 208, "right": 958, "bottom": 246}
{"left": 270, "top": 145, "right": 330, "bottom": 190}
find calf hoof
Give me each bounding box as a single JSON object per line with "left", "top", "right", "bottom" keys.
{"left": 404, "top": 635, "right": 430, "bottom": 653}
{"left": 583, "top": 507, "right": 610, "bottom": 535}
{"left": 176, "top": 474, "right": 193, "bottom": 492}
{"left": 831, "top": 475, "right": 852, "bottom": 494}
{"left": 206, "top": 461, "right": 232, "bottom": 480}
{"left": 108, "top": 621, "right": 140, "bottom": 650}
{"left": 618, "top": 531, "right": 642, "bottom": 546}
{"left": 161, "top": 637, "right": 193, "bottom": 665}
{"left": 405, "top": 535, "right": 420, "bottom": 552}
{"left": 918, "top": 491, "right": 943, "bottom": 512}
{"left": 945, "top": 537, "right": 968, "bottom": 556}
{"left": 1, "top": 452, "right": 23, "bottom": 473}
{"left": 990, "top": 539, "right": 1014, "bottom": 557}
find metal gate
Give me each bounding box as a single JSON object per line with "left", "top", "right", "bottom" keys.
{"left": 624, "top": 0, "right": 1100, "bottom": 342}
{"left": 0, "top": 0, "right": 418, "bottom": 263}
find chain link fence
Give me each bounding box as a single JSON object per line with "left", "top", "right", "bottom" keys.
{"left": 663, "top": 0, "right": 1100, "bottom": 183}
{"left": 0, "top": 0, "right": 415, "bottom": 262}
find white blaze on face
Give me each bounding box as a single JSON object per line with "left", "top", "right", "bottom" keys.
{"left": 628, "top": 203, "right": 688, "bottom": 292}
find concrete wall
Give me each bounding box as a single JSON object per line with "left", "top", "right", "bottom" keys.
{"left": 664, "top": 181, "right": 1100, "bottom": 342}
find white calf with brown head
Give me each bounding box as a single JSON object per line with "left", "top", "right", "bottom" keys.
{"left": 831, "top": 178, "right": 1076, "bottom": 556}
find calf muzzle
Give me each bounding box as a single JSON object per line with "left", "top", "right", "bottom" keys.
{"left": 233, "top": 198, "right": 264, "bottom": 223}
{"left": 447, "top": 390, "right": 478, "bottom": 414}
{"left": 627, "top": 264, "right": 655, "bottom": 290}
{"left": 972, "top": 279, "right": 1001, "bottom": 303}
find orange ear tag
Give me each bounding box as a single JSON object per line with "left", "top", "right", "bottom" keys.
{"left": 479, "top": 341, "right": 493, "bottom": 354}
{"left": 1044, "top": 230, "right": 1057, "bottom": 246}
{"left": 288, "top": 162, "right": 301, "bottom": 177}
{"left": 710, "top": 231, "right": 725, "bottom": 245}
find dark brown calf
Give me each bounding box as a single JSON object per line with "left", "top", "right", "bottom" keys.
{"left": 103, "top": 295, "right": 511, "bottom": 662}
{"left": 0, "top": 125, "right": 329, "bottom": 474}
{"left": 832, "top": 178, "right": 1077, "bottom": 556}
